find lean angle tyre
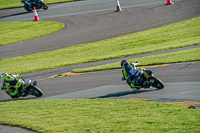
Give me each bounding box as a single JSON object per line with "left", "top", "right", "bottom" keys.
{"left": 29, "top": 85, "right": 43, "bottom": 97}
{"left": 150, "top": 76, "right": 164, "bottom": 89}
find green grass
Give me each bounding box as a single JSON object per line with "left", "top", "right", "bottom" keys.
{"left": 0, "top": 99, "right": 199, "bottom": 133}
{"left": 0, "top": 17, "right": 200, "bottom": 74}
{"left": 72, "top": 47, "right": 200, "bottom": 73}
{"left": 0, "top": 21, "right": 65, "bottom": 46}
{"left": 0, "top": 0, "right": 81, "bottom": 9}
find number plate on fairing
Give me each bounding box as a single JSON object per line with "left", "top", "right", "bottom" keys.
{"left": 144, "top": 71, "right": 150, "bottom": 78}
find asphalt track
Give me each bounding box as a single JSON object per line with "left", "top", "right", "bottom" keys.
{"left": 0, "top": 0, "right": 200, "bottom": 103}
{"left": 0, "top": 0, "right": 200, "bottom": 132}
{"left": 0, "top": 0, "right": 200, "bottom": 59}
{"left": 39, "top": 61, "right": 200, "bottom": 101}
{"left": 0, "top": 0, "right": 199, "bottom": 102}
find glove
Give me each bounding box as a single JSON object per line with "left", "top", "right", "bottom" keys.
{"left": 11, "top": 74, "right": 19, "bottom": 78}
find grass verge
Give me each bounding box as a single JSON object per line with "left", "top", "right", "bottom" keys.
{"left": 0, "top": 0, "right": 81, "bottom": 10}
{"left": 72, "top": 47, "right": 200, "bottom": 73}
{"left": 0, "top": 21, "right": 65, "bottom": 46}
{"left": 0, "top": 99, "right": 199, "bottom": 132}
{"left": 0, "top": 17, "right": 200, "bottom": 74}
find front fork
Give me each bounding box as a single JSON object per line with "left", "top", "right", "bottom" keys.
{"left": 20, "top": 80, "right": 37, "bottom": 96}
{"left": 138, "top": 70, "right": 153, "bottom": 88}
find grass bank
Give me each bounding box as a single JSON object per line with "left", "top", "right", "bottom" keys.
{"left": 0, "top": 21, "right": 65, "bottom": 46}
{"left": 0, "top": 0, "right": 81, "bottom": 10}
{"left": 72, "top": 47, "right": 200, "bottom": 73}
{"left": 0, "top": 99, "right": 199, "bottom": 132}
{"left": 0, "top": 17, "right": 200, "bottom": 74}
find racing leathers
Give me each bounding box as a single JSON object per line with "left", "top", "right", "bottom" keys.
{"left": 1, "top": 73, "right": 25, "bottom": 98}
{"left": 122, "top": 62, "right": 141, "bottom": 90}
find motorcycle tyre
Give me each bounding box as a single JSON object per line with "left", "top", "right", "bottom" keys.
{"left": 28, "top": 85, "right": 43, "bottom": 97}
{"left": 42, "top": 3, "right": 48, "bottom": 10}
{"left": 24, "top": 4, "right": 32, "bottom": 12}
{"left": 149, "top": 76, "right": 164, "bottom": 89}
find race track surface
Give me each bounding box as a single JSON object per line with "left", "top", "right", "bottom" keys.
{"left": 0, "top": 0, "right": 200, "bottom": 59}
{"left": 0, "top": 61, "right": 200, "bottom": 102}
{"left": 34, "top": 61, "right": 200, "bottom": 102}
{"left": 0, "top": 0, "right": 200, "bottom": 103}
{"left": 0, "top": 1, "right": 200, "bottom": 133}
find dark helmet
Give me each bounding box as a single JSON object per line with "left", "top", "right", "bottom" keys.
{"left": 121, "top": 60, "right": 128, "bottom": 67}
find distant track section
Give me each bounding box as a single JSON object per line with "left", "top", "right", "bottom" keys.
{"left": 0, "top": 0, "right": 199, "bottom": 59}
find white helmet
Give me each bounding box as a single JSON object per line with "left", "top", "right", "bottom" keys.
{"left": 1, "top": 72, "right": 8, "bottom": 80}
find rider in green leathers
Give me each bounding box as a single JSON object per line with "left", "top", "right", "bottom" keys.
{"left": 1, "top": 72, "right": 26, "bottom": 98}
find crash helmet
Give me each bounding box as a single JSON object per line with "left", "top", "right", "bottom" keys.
{"left": 1, "top": 72, "right": 8, "bottom": 80}
{"left": 121, "top": 60, "right": 128, "bottom": 67}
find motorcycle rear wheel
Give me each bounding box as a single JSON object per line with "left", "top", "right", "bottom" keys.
{"left": 149, "top": 76, "right": 164, "bottom": 89}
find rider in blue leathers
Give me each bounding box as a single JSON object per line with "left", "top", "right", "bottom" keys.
{"left": 121, "top": 60, "right": 142, "bottom": 90}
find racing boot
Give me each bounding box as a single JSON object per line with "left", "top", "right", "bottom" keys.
{"left": 130, "top": 80, "right": 141, "bottom": 90}
{"left": 20, "top": 92, "right": 28, "bottom": 97}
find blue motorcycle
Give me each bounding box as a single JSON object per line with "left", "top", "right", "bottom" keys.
{"left": 21, "top": 0, "right": 48, "bottom": 12}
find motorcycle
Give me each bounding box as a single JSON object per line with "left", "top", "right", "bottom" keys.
{"left": 123, "top": 61, "right": 164, "bottom": 90}
{"left": 20, "top": 78, "right": 43, "bottom": 98}
{"left": 21, "top": 0, "right": 48, "bottom": 12}
{"left": 1, "top": 78, "right": 43, "bottom": 98}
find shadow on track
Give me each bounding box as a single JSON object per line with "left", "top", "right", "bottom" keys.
{"left": 0, "top": 97, "right": 38, "bottom": 103}
{"left": 92, "top": 88, "right": 158, "bottom": 99}
{"left": 0, "top": 11, "right": 31, "bottom": 19}
{"left": 0, "top": 9, "right": 47, "bottom": 19}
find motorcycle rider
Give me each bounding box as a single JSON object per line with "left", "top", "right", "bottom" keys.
{"left": 121, "top": 60, "right": 143, "bottom": 90}
{"left": 31, "top": 0, "right": 41, "bottom": 3}
{"left": 1, "top": 72, "right": 27, "bottom": 98}
{"left": 22, "top": 0, "right": 48, "bottom": 11}
{"left": 26, "top": 0, "right": 42, "bottom": 5}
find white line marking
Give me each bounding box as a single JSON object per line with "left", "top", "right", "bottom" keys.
{"left": 179, "top": 90, "right": 200, "bottom": 95}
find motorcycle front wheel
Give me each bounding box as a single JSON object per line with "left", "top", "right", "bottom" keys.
{"left": 149, "top": 76, "right": 164, "bottom": 89}
{"left": 28, "top": 85, "right": 43, "bottom": 97}
{"left": 42, "top": 3, "right": 48, "bottom": 10}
